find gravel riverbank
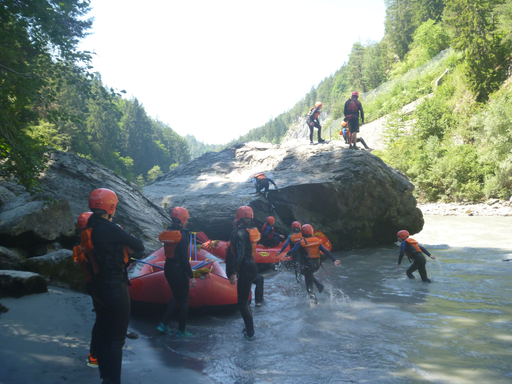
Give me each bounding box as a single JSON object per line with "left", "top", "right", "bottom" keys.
{"left": 418, "top": 198, "right": 512, "bottom": 216}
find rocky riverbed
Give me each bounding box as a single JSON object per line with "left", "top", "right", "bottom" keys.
{"left": 418, "top": 198, "right": 512, "bottom": 216}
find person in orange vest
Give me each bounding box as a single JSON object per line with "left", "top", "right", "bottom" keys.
{"left": 157, "top": 207, "right": 197, "bottom": 337}
{"left": 344, "top": 91, "right": 364, "bottom": 149}
{"left": 261, "top": 216, "right": 285, "bottom": 247}
{"left": 306, "top": 101, "right": 325, "bottom": 144}
{"left": 226, "top": 206, "right": 260, "bottom": 340}
{"left": 341, "top": 120, "right": 372, "bottom": 150}
{"left": 85, "top": 188, "right": 144, "bottom": 384}
{"left": 253, "top": 173, "right": 278, "bottom": 212}
{"left": 277, "top": 221, "right": 324, "bottom": 292}
{"left": 287, "top": 224, "right": 340, "bottom": 304}
{"left": 397, "top": 230, "right": 436, "bottom": 283}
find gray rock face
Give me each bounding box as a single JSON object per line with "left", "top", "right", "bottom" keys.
{"left": 1, "top": 150, "right": 172, "bottom": 253}
{"left": 144, "top": 141, "right": 423, "bottom": 248}
{"left": 0, "top": 270, "right": 48, "bottom": 297}
{"left": 0, "top": 246, "right": 26, "bottom": 270}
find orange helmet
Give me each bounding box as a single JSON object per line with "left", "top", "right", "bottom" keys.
{"left": 291, "top": 221, "right": 301, "bottom": 229}
{"left": 315, "top": 101, "right": 323, "bottom": 108}
{"left": 397, "top": 230, "right": 409, "bottom": 240}
{"left": 301, "top": 224, "right": 314, "bottom": 236}
{"left": 171, "top": 207, "right": 189, "bottom": 224}
{"left": 266, "top": 216, "right": 275, "bottom": 225}
{"left": 89, "top": 188, "right": 118, "bottom": 215}
{"left": 352, "top": 91, "right": 359, "bottom": 97}
{"left": 236, "top": 206, "right": 254, "bottom": 221}
{"left": 77, "top": 212, "right": 92, "bottom": 230}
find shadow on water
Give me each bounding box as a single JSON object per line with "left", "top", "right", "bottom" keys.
{"left": 128, "top": 216, "right": 512, "bottom": 384}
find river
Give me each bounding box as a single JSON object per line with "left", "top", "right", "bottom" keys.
{"left": 131, "top": 216, "right": 512, "bottom": 384}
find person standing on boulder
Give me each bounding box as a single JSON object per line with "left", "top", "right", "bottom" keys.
{"left": 157, "top": 207, "right": 197, "bottom": 337}
{"left": 86, "top": 188, "right": 144, "bottom": 384}
{"left": 344, "top": 92, "right": 364, "bottom": 149}
{"left": 306, "top": 101, "right": 325, "bottom": 145}
{"left": 397, "top": 230, "right": 436, "bottom": 283}
{"left": 226, "top": 206, "right": 260, "bottom": 340}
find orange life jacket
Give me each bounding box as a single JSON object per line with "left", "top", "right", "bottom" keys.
{"left": 158, "top": 230, "right": 182, "bottom": 259}
{"left": 405, "top": 238, "right": 422, "bottom": 253}
{"left": 72, "top": 228, "right": 99, "bottom": 282}
{"left": 308, "top": 107, "right": 320, "bottom": 120}
{"left": 247, "top": 227, "right": 261, "bottom": 257}
{"left": 301, "top": 236, "right": 323, "bottom": 258}
{"left": 254, "top": 173, "right": 266, "bottom": 180}
{"left": 290, "top": 232, "right": 303, "bottom": 246}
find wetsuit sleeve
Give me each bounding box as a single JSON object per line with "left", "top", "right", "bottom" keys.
{"left": 267, "top": 178, "right": 277, "bottom": 188}
{"left": 289, "top": 241, "right": 302, "bottom": 253}
{"left": 226, "top": 229, "right": 248, "bottom": 276}
{"left": 358, "top": 101, "right": 364, "bottom": 123}
{"left": 110, "top": 223, "right": 145, "bottom": 252}
{"left": 320, "top": 244, "right": 336, "bottom": 262}
{"left": 279, "top": 235, "right": 291, "bottom": 253}
{"left": 253, "top": 178, "right": 258, "bottom": 189}
{"left": 262, "top": 226, "right": 272, "bottom": 239}
{"left": 177, "top": 232, "right": 193, "bottom": 278}
{"left": 398, "top": 241, "right": 406, "bottom": 265}
{"left": 344, "top": 100, "right": 349, "bottom": 116}
{"left": 225, "top": 245, "right": 236, "bottom": 277}
{"left": 419, "top": 245, "right": 432, "bottom": 258}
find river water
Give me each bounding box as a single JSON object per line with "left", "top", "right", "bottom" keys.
{"left": 131, "top": 216, "right": 512, "bottom": 384}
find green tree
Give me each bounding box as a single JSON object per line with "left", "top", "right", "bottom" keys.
{"left": 0, "top": 0, "right": 93, "bottom": 189}
{"left": 362, "top": 41, "right": 386, "bottom": 90}
{"left": 347, "top": 42, "right": 367, "bottom": 91}
{"left": 385, "top": 0, "right": 416, "bottom": 60}
{"left": 444, "top": 0, "right": 509, "bottom": 101}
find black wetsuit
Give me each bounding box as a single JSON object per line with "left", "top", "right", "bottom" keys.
{"left": 398, "top": 240, "right": 432, "bottom": 283}
{"left": 306, "top": 106, "right": 323, "bottom": 142}
{"left": 252, "top": 274, "right": 264, "bottom": 304}
{"left": 161, "top": 226, "right": 193, "bottom": 332}
{"left": 88, "top": 215, "right": 144, "bottom": 384}
{"left": 226, "top": 225, "right": 259, "bottom": 337}
{"left": 344, "top": 98, "right": 364, "bottom": 133}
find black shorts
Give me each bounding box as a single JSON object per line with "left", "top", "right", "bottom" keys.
{"left": 348, "top": 117, "right": 360, "bottom": 133}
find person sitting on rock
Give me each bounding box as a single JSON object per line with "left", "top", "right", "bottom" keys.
{"left": 397, "top": 230, "right": 436, "bottom": 283}
{"left": 260, "top": 216, "right": 285, "bottom": 247}
{"left": 287, "top": 224, "right": 340, "bottom": 305}
{"left": 341, "top": 120, "right": 372, "bottom": 150}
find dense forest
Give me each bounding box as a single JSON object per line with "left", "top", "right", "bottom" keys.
{"left": 1, "top": 0, "right": 512, "bottom": 201}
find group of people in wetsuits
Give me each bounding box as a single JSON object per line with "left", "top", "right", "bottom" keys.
{"left": 75, "top": 178, "right": 435, "bottom": 383}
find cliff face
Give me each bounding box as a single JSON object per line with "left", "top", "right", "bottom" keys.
{"left": 145, "top": 141, "right": 423, "bottom": 249}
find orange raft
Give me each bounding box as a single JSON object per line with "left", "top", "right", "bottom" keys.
{"left": 127, "top": 246, "right": 243, "bottom": 309}
{"left": 197, "top": 231, "right": 332, "bottom": 265}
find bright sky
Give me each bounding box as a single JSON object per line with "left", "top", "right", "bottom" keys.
{"left": 79, "top": 0, "right": 386, "bottom": 145}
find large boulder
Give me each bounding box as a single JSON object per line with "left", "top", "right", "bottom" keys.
{"left": 24, "top": 249, "right": 85, "bottom": 291}
{"left": 1, "top": 150, "right": 172, "bottom": 253}
{"left": 0, "top": 270, "right": 47, "bottom": 297}
{"left": 0, "top": 246, "right": 26, "bottom": 270}
{"left": 144, "top": 141, "right": 423, "bottom": 249}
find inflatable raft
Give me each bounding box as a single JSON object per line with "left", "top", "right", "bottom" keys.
{"left": 127, "top": 246, "right": 242, "bottom": 309}
{"left": 197, "top": 231, "right": 332, "bottom": 265}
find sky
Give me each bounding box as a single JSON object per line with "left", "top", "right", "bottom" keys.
{"left": 79, "top": 0, "right": 386, "bottom": 145}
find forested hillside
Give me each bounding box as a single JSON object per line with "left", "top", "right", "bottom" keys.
{"left": 2, "top": 0, "right": 512, "bottom": 201}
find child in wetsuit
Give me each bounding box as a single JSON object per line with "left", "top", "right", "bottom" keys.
{"left": 397, "top": 230, "right": 436, "bottom": 283}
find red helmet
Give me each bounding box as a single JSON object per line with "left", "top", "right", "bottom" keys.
{"left": 77, "top": 212, "right": 92, "bottom": 230}
{"left": 89, "top": 188, "right": 118, "bottom": 215}
{"left": 266, "top": 216, "right": 275, "bottom": 225}
{"left": 291, "top": 221, "right": 301, "bottom": 229}
{"left": 352, "top": 91, "right": 359, "bottom": 97}
{"left": 171, "top": 207, "right": 189, "bottom": 224}
{"left": 301, "top": 224, "right": 314, "bottom": 236}
{"left": 236, "top": 206, "right": 254, "bottom": 221}
{"left": 397, "top": 230, "right": 409, "bottom": 240}
{"left": 315, "top": 101, "right": 323, "bottom": 108}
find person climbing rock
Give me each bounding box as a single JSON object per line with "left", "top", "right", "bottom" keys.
{"left": 344, "top": 92, "right": 364, "bottom": 149}
{"left": 397, "top": 230, "right": 436, "bottom": 283}
{"left": 306, "top": 101, "right": 324, "bottom": 144}
{"left": 253, "top": 173, "right": 278, "bottom": 212}
{"left": 157, "top": 207, "right": 197, "bottom": 337}
{"left": 287, "top": 224, "right": 340, "bottom": 305}
{"left": 226, "top": 206, "right": 260, "bottom": 340}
